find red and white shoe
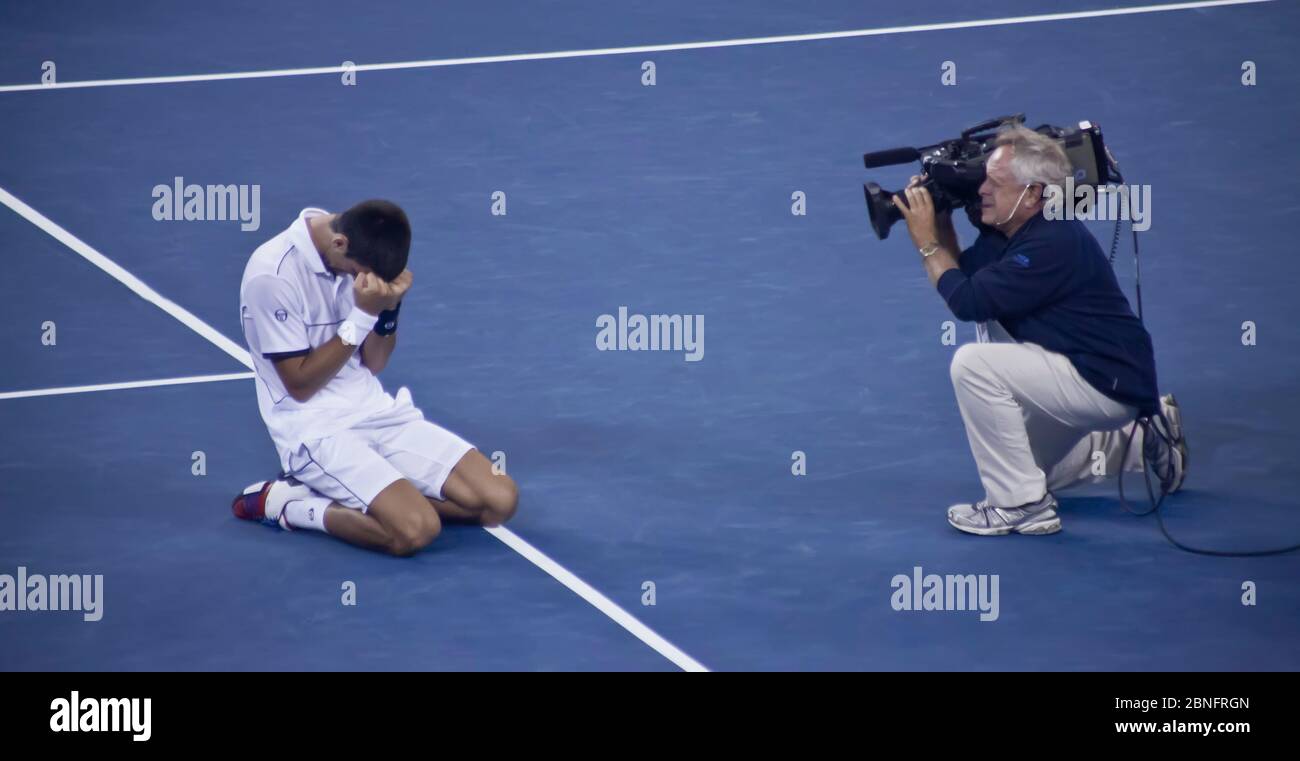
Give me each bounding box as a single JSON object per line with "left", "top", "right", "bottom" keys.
{"left": 231, "top": 477, "right": 313, "bottom": 531}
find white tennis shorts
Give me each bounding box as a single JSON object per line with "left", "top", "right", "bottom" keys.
{"left": 286, "top": 387, "right": 474, "bottom": 512}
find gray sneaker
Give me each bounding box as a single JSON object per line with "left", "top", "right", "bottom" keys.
{"left": 1142, "top": 393, "right": 1187, "bottom": 494}
{"left": 947, "top": 493, "right": 1061, "bottom": 536}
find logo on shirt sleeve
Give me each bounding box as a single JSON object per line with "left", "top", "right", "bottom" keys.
{"left": 274, "top": 309, "right": 288, "bottom": 322}
{"left": 1011, "top": 254, "right": 1031, "bottom": 268}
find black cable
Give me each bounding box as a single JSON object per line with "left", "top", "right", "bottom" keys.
{"left": 1132, "top": 224, "right": 1143, "bottom": 324}
{"left": 1113, "top": 209, "right": 1299, "bottom": 556}
{"left": 1115, "top": 414, "right": 1300, "bottom": 556}
{"left": 1108, "top": 215, "right": 1122, "bottom": 266}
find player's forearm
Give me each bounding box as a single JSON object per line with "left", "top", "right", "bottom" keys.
{"left": 277, "top": 337, "right": 357, "bottom": 401}
{"left": 360, "top": 301, "right": 403, "bottom": 374}
{"left": 361, "top": 332, "right": 397, "bottom": 374}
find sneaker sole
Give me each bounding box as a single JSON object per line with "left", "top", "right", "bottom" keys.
{"left": 948, "top": 508, "right": 1062, "bottom": 536}
{"left": 232, "top": 479, "right": 295, "bottom": 530}
{"left": 231, "top": 480, "right": 270, "bottom": 520}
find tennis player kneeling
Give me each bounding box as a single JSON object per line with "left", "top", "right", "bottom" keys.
{"left": 231, "top": 200, "right": 518, "bottom": 555}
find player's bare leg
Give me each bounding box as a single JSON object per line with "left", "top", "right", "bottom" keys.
{"left": 334, "top": 479, "right": 441, "bottom": 556}
{"left": 320, "top": 504, "right": 404, "bottom": 554}
{"left": 234, "top": 477, "right": 440, "bottom": 556}
{"left": 426, "top": 449, "right": 519, "bottom": 527}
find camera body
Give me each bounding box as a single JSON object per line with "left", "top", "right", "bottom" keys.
{"left": 862, "top": 114, "right": 1121, "bottom": 240}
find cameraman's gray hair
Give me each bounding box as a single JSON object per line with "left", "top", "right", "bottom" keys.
{"left": 995, "top": 125, "right": 1071, "bottom": 189}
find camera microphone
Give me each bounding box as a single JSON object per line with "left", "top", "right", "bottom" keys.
{"left": 862, "top": 147, "right": 921, "bottom": 169}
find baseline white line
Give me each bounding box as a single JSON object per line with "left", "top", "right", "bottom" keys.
{"left": 0, "top": 0, "right": 1275, "bottom": 93}
{"left": 0, "top": 186, "right": 254, "bottom": 369}
{"left": 3, "top": 189, "right": 707, "bottom": 672}
{"left": 485, "top": 525, "right": 710, "bottom": 672}
{"left": 0, "top": 372, "right": 254, "bottom": 401}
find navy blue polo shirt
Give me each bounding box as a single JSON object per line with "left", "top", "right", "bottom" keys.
{"left": 936, "top": 214, "right": 1159, "bottom": 416}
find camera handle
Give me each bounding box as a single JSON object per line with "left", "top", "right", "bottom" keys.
{"left": 960, "top": 113, "right": 1024, "bottom": 140}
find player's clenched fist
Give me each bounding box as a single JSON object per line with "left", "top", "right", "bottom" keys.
{"left": 385, "top": 269, "right": 413, "bottom": 310}
{"left": 353, "top": 271, "right": 393, "bottom": 315}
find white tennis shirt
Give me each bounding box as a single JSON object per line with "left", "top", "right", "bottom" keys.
{"left": 239, "top": 208, "right": 394, "bottom": 467}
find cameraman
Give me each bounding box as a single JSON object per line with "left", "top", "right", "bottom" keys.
{"left": 892, "top": 125, "right": 1186, "bottom": 536}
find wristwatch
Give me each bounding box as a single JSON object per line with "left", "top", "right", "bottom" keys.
{"left": 919, "top": 241, "right": 941, "bottom": 258}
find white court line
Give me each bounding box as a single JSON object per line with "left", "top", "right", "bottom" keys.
{"left": 2, "top": 187, "right": 708, "bottom": 672}
{"left": 0, "top": 186, "right": 254, "bottom": 369}
{"left": 486, "top": 526, "right": 709, "bottom": 672}
{"left": 0, "top": 372, "right": 254, "bottom": 401}
{"left": 0, "top": 0, "right": 1275, "bottom": 93}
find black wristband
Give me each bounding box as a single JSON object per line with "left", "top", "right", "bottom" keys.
{"left": 374, "top": 301, "right": 401, "bottom": 336}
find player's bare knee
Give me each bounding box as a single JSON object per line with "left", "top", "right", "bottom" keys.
{"left": 385, "top": 507, "right": 438, "bottom": 556}
{"left": 485, "top": 476, "right": 519, "bottom": 524}
{"left": 423, "top": 510, "right": 443, "bottom": 542}
{"left": 405, "top": 508, "right": 441, "bottom": 550}
{"left": 387, "top": 522, "right": 433, "bottom": 556}
{"left": 385, "top": 534, "right": 418, "bottom": 557}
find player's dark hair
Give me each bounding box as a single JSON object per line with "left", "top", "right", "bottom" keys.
{"left": 331, "top": 200, "right": 410, "bottom": 281}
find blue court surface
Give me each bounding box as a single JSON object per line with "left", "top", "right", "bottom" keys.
{"left": 2, "top": 0, "right": 1298, "bottom": 671}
